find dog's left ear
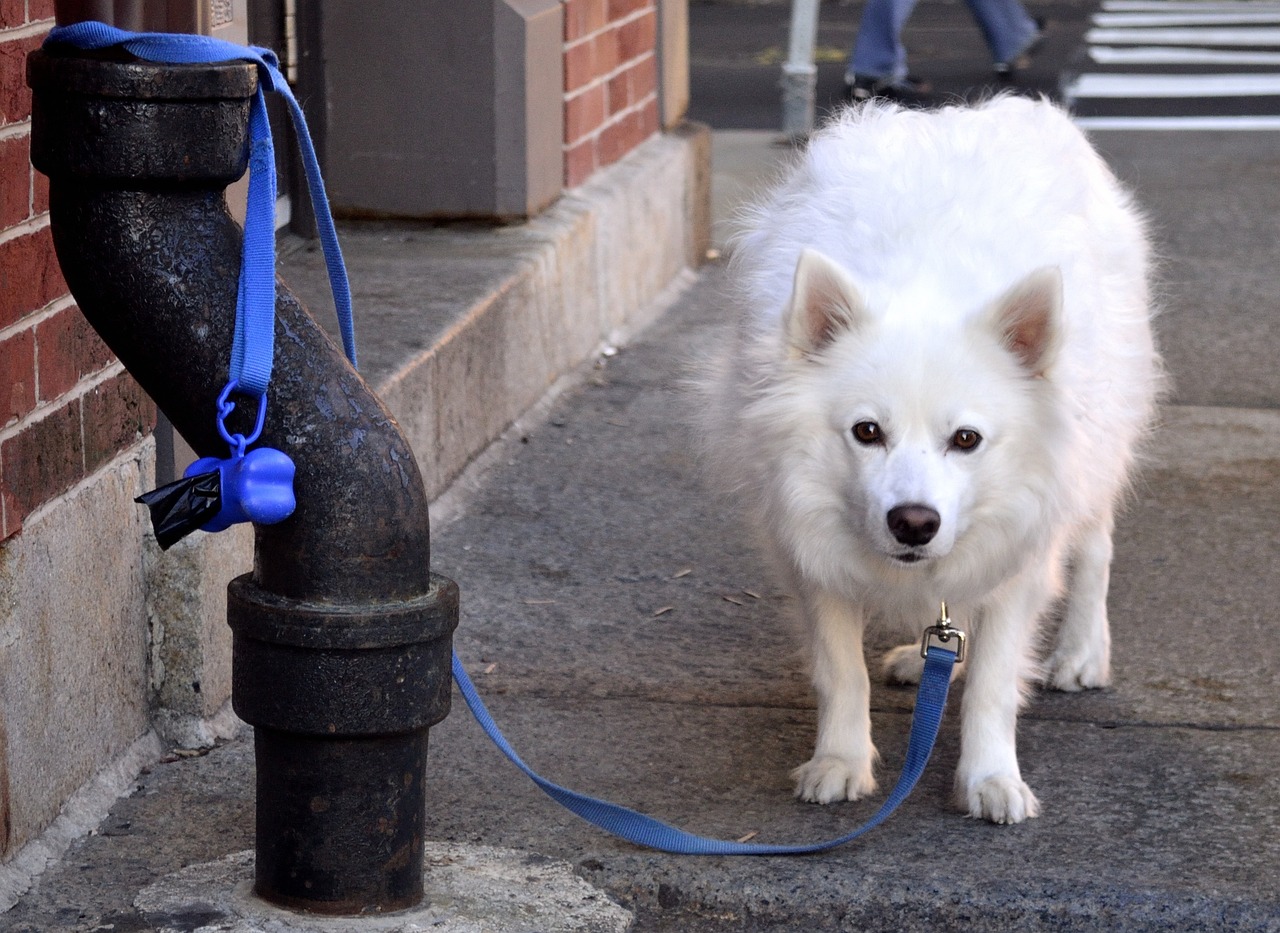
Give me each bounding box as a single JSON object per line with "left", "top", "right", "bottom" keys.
{"left": 986, "top": 266, "right": 1063, "bottom": 374}
{"left": 784, "top": 248, "right": 868, "bottom": 357}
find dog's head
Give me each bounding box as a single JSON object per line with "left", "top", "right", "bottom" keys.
{"left": 770, "top": 248, "right": 1065, "bottom": 584}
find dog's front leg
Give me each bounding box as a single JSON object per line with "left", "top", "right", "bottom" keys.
{"left": 792, "top": 589, "right": 879, "bottom": 803}
{"left": 1046, "top": 508, "right": 1115, "bottom": 690}
{"left": 956, "top": 569, "right": 1049, "bottom": 824}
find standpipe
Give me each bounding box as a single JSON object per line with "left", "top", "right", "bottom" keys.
{"left": 28, "top": 46, "right": 459, "bottom": 915}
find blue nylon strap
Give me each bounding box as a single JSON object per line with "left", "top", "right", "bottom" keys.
{"left": 44, "top": 21, "right": 357, "bottom": 397}
{"left": 452, "top": 645, "right": 956, "bottom": 855}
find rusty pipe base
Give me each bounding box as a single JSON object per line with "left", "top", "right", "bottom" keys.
{"left": 253, "top": 729, "right": 429, "bottom": 914}
{"left": 229, "top": 574, "right": 458, "bottom": 914}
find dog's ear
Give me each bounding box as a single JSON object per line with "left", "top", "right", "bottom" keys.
{"left": 987, "top": 266, "right": 1062, "bottom": 374}
{"left": 785, "top": 248, "right": 867, "bottom": 357}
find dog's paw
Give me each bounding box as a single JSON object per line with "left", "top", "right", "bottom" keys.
{"left": 883, "top": 643, "right": 963, "bottom": 686}
{"left": 882, "top": 644, "right": 925, "bottom": 685}
{"left": 791, "top": 755, "right": 878, "bottom": 804}
{"left": 959, "top": 774, "right": 1041, "bottom": 824}
{"left": 1044, "top": 646, "right": 1110, "bottom": 692}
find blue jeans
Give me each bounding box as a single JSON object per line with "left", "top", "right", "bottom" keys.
{"left": 847, "top": 0, "right": 1039, "bottom": 82}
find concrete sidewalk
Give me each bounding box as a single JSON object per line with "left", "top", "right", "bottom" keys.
{"left": 383, "top": 124, "right": 1280, "bottom": 930}
{"left": 5, "top": 128, "right": 1280, "bottom": 933}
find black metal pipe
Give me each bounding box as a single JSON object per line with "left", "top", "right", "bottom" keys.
{"left": 28, "top": 46, "right": 458, "bottom": 915}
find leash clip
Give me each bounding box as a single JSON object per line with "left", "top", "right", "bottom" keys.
{"left": 921, "top": 601, "right": 966, "bottom": 662}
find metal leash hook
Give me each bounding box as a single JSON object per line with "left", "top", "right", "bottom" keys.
{"left": 921, "top": 601, "right": 966, "bottom": 662}
{"left": 135, "top": 381, "right": 296, "bottom": 549}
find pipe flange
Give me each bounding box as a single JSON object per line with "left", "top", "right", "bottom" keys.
{"left": 228, "top": 573, "right": 460, "bottom": 737}
{"left": 28, "top": 48, "right": 255, "bottom": 184}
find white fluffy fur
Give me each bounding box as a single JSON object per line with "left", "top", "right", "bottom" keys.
{"left": 699, "top": 97, "right": 1160, "bottom": 824}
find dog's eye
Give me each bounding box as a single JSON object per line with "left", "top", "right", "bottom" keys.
{"left": 951, "top": 428, "right": 982, "bottom": 451}
{"left": 852, "top": 421, "right": 883, "bottom": 445}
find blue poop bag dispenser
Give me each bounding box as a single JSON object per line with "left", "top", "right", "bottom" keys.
{"left": 136, "top": 381, "right": 295, "bottom": 550}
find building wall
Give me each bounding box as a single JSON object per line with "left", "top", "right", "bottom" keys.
{"left": 0, "top": 2, "right": 161, "bottom": 869}
{"left": 563, "top": 0, "right": 662, "bottom": 189}
{"left": 0, "top": 3, "right": 157, "bottom": 542}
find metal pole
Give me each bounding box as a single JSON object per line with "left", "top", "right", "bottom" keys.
{"left": 781, "top": 0, "right": 821, "bottom": 140}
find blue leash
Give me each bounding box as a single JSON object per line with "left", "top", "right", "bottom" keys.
{"left": 453, "top": 638, "right": 958, "bottom": 855}
{"left": 48, "top": 21, "right": 961, "bottom": 854}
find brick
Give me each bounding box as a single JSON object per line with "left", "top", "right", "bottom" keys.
{"left": 82, "top": 369, "right": 156, "bottom": 474}
{"left": 597, "top": 111, "right": 638, "bottom": 168}
{"left": 32, "top": 161, "right": 48, "bottom": 215}
{"left": 0, "top": 328, "right": 34, "bottom": 424}
{"left": 609, "top": 59, "right": 657, "bottom": 115}
{"left": 0, "top": 396, "right": 83, "bottom": 526}
{"left": 617, "top": 10, "right": 657, "bottom": 62}
{"left": 564, "top": 0, "right": 607, "bottom": 42}
{"left": 598, "top": 105, "right": 656, "bottom": 169}
{"left": 594, "top": 26, "right": 621, "bottom": 77}
{"left": 0, "top": 34, "right": 43, "bottom": 126}
{"left": 631, "top": 54, "right": 658, "bottom": 102}
{"left": 565, "top": 83, "right": 606, "bottom": 145}
{"left": 0, "top": 0, "right": 24, "bottom": 29}
{"left": 607, "top": 0, "right": 652, "bottom": 22}
{"left": 565, "top": 137, "right": 598, "bottom": 190}
{"left": 0, "top": 131, "right": 29, "bottom": 227}
{"left": 0, "top": 223, "right": 68, "bottom": 329}
{"left": 639, "top": 95, "right": 659, "bottom": 137}
{"left": 35, "top": 305, "right": 115, "bottom": 402}
{"left": 563, "top": 38, "right": 596, "bottom": 93}
{"left": 28, "top": 0, "right": 55, "bottom": 22}
{"left": 607, "top": 70, "right": 629, "bottom": 117}
{"left": 1, "top": 472, "right": 20, "bottom": 538}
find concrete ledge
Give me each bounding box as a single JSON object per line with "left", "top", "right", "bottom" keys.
{"left": 0, "top": 445, "right": 156, "bottom": 900}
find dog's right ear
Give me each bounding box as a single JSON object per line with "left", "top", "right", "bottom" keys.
{"left": 784, "top": 248, "right": 867, "bottom": 357}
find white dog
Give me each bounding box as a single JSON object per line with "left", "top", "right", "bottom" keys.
{"left": 700, "top": 97, "right": 1160, "bottom": 824}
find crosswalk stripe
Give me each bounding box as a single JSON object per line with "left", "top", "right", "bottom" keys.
{"left": 1095, "top": 11, "right": 1280, "bottom": 25}
{"left": 1086, "top": 26, "right": 1280, "bottom": 43}
{"left": 1091, "top": 45, "right": 1280, "bottom": 64}
{"left": 1075, "top": 114, "right": 1280, "bottom": 128}
{"left": 1102, "top": 1, "right": 1280, "bottom": 10}
{"left": 1069, "top": 72, "right": 1280, "bottom": 96}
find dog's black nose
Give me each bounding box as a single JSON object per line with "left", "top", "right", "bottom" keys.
{"left": 887, "top": 504, "right": 941, "bottom": 546}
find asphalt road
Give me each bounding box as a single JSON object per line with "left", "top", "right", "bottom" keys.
{"left": 688, "top": 0, "right": 1092, "bottom": 129}
{"left": 689, "top": 0, "right": 1280, "bottom": 130}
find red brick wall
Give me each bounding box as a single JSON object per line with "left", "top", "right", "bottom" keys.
{"left": 0, "top": 4, "right": 156, "bottom": 541}
{"left": 563, "top": 0, "right": 661, "bottom": 189}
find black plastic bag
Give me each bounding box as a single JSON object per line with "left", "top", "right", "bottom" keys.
{"left": 135, "top": 470, "right": 221, "bottom": 550}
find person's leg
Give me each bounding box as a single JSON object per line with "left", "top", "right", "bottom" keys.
{"left": 961, "top": 0, "right": 1041, "bottom": 68}
{"left": 846, "top": 0, "right": 918, "bottom": 83}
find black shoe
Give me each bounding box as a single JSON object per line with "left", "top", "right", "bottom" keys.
{"left": 995, "top": 18, "right": 1047, "bottom": 79}
{"left": 844, "top": 73, "right": 933, "bottom": 104}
